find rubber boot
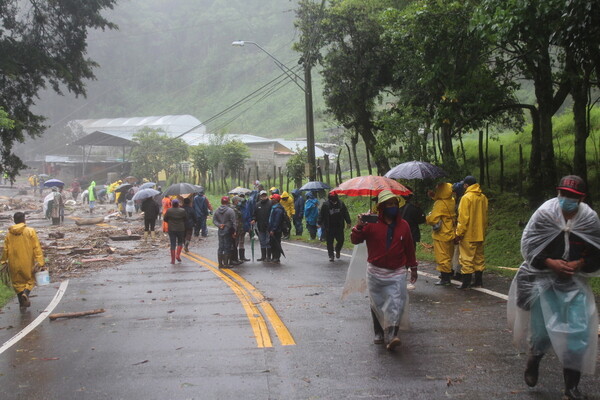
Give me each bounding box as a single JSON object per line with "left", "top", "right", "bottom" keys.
{"left": 222, "top": 254, "right": 230, "bottom": 268}
{"left": 170, "top": 249, "right": 176, "bottom": 265}
{"left": 257, "top": 248, "right": 267, "bottom": 261}
{"left": 184, "top": 241, "right": 190, "bottom": 253}
{"left": 435, "top": 272, "right": 452, "bottom": 286}
{"left": 563, "top": 368, "right": 585, "bottom": 400}
{"left": 473, "top": 271, "right": 483, "bottom": 288}
{"left": 230, "top": 250, "right": 242, "bottom": 265}
{"left": 176, "top": 246, "right": 183, "bottom": 262}
{"left": 266, "top": 249, "right": 272, "bottom": 262}
{"left": 457, "top": 273, "right": 472, "bottom": 290}
{"left": 240, "top": 249, "right": 250, "bottom": 261}
{"left": 524, "top": 353, "right": 544, "bottom": 387}
{"left": 143, "top": 231, "right": 148, "bottom": 243}
{"left": 151, "top": 231, "right": 156, "bottom": 242}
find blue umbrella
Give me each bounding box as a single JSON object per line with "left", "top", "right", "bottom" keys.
{"left": 139, "top": 182, "right": 156, "bottom": 190}
{"left": 43, "top": 179, "right": 64, "bottom": 187}
{"left": 132, "top": 188, "right": 160, "bottom": 201}
{"left": 299, "top": 181, "right": 330, "bottom": 191}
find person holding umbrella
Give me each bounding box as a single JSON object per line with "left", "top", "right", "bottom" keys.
{"left": 318, "top": 192, "right": 351, "bottom": 262}
{"left": 164, "top": 199, "right": 186, "bottom": 264}
{"left": 426, "top": 182, "right": 456, "bottom": 286}
{"left": 140, "top": 194, "right": 160, "bottom": 243}
{"left": 213, "top": 196, "right": 237, "bottom": 268}
{"left": 351, "top": 190, "right": 418, "bottom": 351}
{"left": 49, "top": 186, "right": 63, "bottom": 225}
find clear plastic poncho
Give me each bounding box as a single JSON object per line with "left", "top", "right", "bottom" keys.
{"left": 507, "top": 198, "right": 600, "bottom": 374}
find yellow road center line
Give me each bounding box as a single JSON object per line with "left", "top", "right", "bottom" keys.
{"left": 223, "top": 269, "right": 296, "bottom": 346}
{"left": 182, "top": 253, "right": 272, "bottom": 348}
{"left": 189, "top": 252, "right": 295, "bottom": 346}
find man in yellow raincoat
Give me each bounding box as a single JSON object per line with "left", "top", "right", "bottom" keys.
{"left": 426, "top": 182, "right": 456, "bottom": 286}
{"left": 1, "top": 212, "right": 45, "bottom": 308}
{"left": 280, "top": 191, "right": 295, "bottom": 239}
{"left": 455, "top": 175, "right": 488, "bottom": 289}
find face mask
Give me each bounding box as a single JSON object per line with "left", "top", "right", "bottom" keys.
{"left": 558, "top": 196, "right": 579, "bottom": 213}
{"left": 384, "top": 206, "right": 399, "bottom": 218}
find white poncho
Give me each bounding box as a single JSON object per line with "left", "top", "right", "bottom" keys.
{"left": 507, "top": 198, "right": 600, "bottom": 374}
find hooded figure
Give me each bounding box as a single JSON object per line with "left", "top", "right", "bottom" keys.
{"left": 213, "top": 196, "right": 237, "bottom": 268}
{"left": 507, "top": 176, "right": 600, "bottom": 399}
{"left": 304, "top": 192, "right": 319, "bottom": 239}
{"left": 1, "top": 212, "right": 45, "bottom": 308}
{"left": 292, "top": 189, "right": 305, "bottom": 236}
{"left": 456, "top": 176, "right": 488, "bottom": 289}
{"left": 87, "top": 181, "right": 97, "bottom": 213}
{"left": 252, "top": 190, "right": 273, "bottom": 261}
{"left": 280, "top": 191, "right": 295, "bottom": 239}
{"left": 426, "top": 183, "right": 456, "bottom": 285}
{"left": 318, "top": 192, "right": 351, "bottom": 261}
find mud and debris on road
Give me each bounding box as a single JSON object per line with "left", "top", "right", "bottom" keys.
{"left": 0, "top": 191, "right": 160, "bottom": 281}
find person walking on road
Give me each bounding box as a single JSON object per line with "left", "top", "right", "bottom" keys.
{"left": 162, "top": 196, "right": 172, "bottom": 235}
{"left": 193, "top": 190, "right": 212, "bottom": 238}
{"left": 1, "top": 212, "right": 46, "bottom": 309}
{"left": 50, "top": 186, "right": 63, "bottom": 225}
{"left": 213, "top": 196, "right": 237, "bottom": 268}
{"left": 280, "top": 191, "right": 295, "bottom": 240}
{"left": 508, "top": 175, "right": 600, "bottom": 400}
{"left": 252, "top": 190, "right": 272, "bottom": 262}
{"left": 350, "top": 190, "right": 418, "bottom": 351}
{"left": 71, "top": 179, "right": 81, "bottom": 202}
{"left": 87, "top": 181, "right": 97, "bottom": 214}
{"left": 268, "top": 194, "right": 285, "bottom": 264}
{"left": 164, "top": 199, "right": 186, "bottom": 264}
{"left": 292, "top": 189, "right": 305, "bottom": 236}
{"left": 426, "top": 182, "right": 456, "bottom": 286}
{"left": 182, "top": 197, "right": 197, "bottom": 253}
{"left": 318, "top": 192, "right": 351, "bottom": 262}
{"left": 304, "top": 191, "right": 319, "bottom": 240}
{"left": 140, "top": 195, "right": 160, "bottom": 243}
{"left": 455, "top": 175, "right": 488, "bottom": 289}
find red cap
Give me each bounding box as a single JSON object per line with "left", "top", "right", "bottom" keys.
{"left": 271, "top": 194, "right": 281, "bottom": 201}
{"left": 557, "top": 175, "right": 586, "bottom": 196}
{"left": 221, "top": 196, "right": 230, "bottom": 204}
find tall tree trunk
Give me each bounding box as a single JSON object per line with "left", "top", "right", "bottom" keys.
{"left": 440, "top": 125, "right": 458, "bottom": 169}
{"left": 351, "top": 133, "right": 361, "bottom": 176}
{"left": 569, "top": 59, "right": 591, "bottom": 184}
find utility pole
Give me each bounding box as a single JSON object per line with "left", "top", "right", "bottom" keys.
{"left": 305, "top": 64, "right": 316, "bottom": 181}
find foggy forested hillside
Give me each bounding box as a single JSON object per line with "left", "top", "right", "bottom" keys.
{"left": 26, "top": 0, "right": 324, "bottom": 158}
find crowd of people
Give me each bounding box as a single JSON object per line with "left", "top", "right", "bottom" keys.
{"left": 8, "top": 172, "right": 600, "bottom": 398}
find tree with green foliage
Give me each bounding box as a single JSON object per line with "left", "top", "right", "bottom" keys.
{"left": 286, "top": 147, "right": 308, "bottom": 188}
{"left": 381, "top": 0, "right": 522, "bottom": 172}
{"left": 221, "top": 140, "right": 250, "bottom": 182}
{"left": 473, "top": 0, "right": 573, "bottom": 200}
{"left": 0, "top": 0, "right": 117, "bottom": 180}
{"left": 191, "top": 144, "right": 210, "bottom": 186}
{"left": 131, "top": 129, "right": 189, "bottom": 182}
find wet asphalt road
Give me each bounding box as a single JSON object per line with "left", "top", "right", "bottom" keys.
{"left": 0, "top": 226, "right": 599, "bottom": 399}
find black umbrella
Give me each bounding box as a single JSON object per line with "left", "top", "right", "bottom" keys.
{"left": 299, "top": 181, "right": 331, "bottom": 191}
{"left": 162, "top": 182, "right": 199, "bottom": 196}
{"left": 384, "top": 161, "right": 448, "bottom": 180}
{"left": 115, "top": 183, "right": 133, "bottom": 193}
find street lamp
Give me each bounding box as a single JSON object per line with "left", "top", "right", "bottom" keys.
{"left": 232, "top": 40, "right": 317, "bottom": 181}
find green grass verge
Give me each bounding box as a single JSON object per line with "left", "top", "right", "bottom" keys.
{"left": 0, "top": 284, "right": 13, "bottom": 307}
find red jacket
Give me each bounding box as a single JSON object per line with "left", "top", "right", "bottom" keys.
{"left": 350, "top": 214, "right": 417, "bottom": 270}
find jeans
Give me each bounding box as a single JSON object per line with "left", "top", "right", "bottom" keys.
{"left": 194, "top": 216, "right": 208, "bottom": 237}
{"left": 258, "top": 230, "right": 270, "bottom": 249}
{"left": 325, "top": 228, "right": 344, "bottom": 258}
{"left": 168, "top": 231, "right": 184, "bottom": 250}
{"left": 218, "top": 233, "right": 232, "bottom": 256}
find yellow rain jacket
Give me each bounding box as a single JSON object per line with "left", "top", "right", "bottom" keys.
{"left": 1, "top": 223, "right": 45, "bottom": 293}
{"left": 426, "top": 183, "right": 456, "bottom": 241}
{"left": 456, "top": 183, "right": 488, "bottom": 242}
{"left": 280, "top": 191, "right": 295, "bottom": 219}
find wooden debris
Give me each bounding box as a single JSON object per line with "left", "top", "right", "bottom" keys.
{"left": 109, "top": 235, "right": 141, "bottom": 241}
{"left": 81, "top": 256, "right": 114, "bottom": 263}
{"left": 68, "top": 248, "right": 93, "bottom": 255}
{"left": 75, "top": 217, "right": 105, "bottom": 226}
{"left": 48, "top": 232, "right": 65, "bottom": 239}
{"left": 49, "top": 308, "right": 105, "bottom": 321}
